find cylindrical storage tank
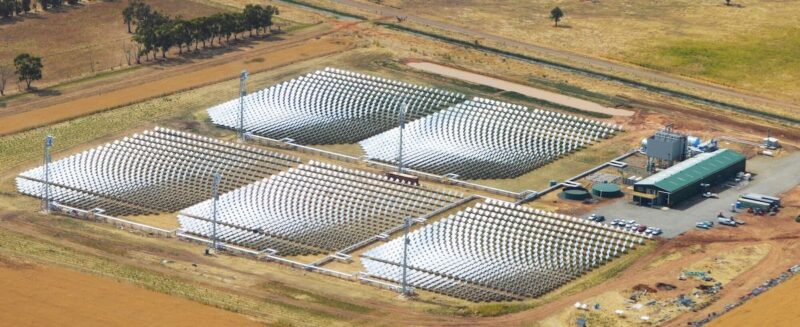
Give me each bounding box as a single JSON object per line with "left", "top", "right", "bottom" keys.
{"left": 641, "top": 138, "right": 648, "bottom": 149}
{"left": 561, "top": 187, "right": 591, "bottom": 201}
{"left": 687, "top": 136, "right": 701, "bottom": 147}
{"left": 592, "top": 183, "right": 623, "bottom": 198}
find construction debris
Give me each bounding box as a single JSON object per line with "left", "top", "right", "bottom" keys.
{"left": 697, "top": 283, "right": 723, "bottom": 295}
{"left": 574, "top": 302, "right": 590, "bottom": 310}
{"left": 681, "top": 271, "right": 715, "bottom": 282}
{"left": 677, "top": 294, "right": 696, "bottom": 307}
{"left": 632, "top": 284, "right": 658, "bottom": 293}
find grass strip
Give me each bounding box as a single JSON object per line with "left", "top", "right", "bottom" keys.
{"left": 280, "top": 0, "right": 367, "bottom": 20}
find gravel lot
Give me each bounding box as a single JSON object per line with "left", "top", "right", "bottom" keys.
{"left": 588, "top": 152, "right": 800, "bottom": 238}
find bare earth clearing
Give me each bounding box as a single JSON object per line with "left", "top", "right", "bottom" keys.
{"left": 406, "top": 61, "right": 633, "bottom": 116}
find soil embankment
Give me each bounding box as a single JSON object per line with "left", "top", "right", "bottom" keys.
{"left": 407, "top": 61, "right": 633, "bottom": 116}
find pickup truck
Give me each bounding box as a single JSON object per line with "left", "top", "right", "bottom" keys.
{"left": 696, "top": 221, "right": 713, "bottom": 229}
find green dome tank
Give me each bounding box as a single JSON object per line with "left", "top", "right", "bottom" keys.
{"left": 592, "top": 183, "right": 622, "bottom": 198}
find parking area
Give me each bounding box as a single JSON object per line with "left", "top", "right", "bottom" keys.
{"left": 588, "top": 152, "right": 800, "bottom": 238}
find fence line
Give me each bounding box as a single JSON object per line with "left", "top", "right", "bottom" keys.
{"left": 176, "top": 232, "right": 263, "bottom": 256}
{"left": 51, "top": 203, "right": 176, "bottom": 237}
{"left": 50, "top": 197, "right": 407, "bottom": 294}
{"left": 261, "top": 253, "right": 356, "bottom": 280}
{"left": 518, "top": 149, "right": 639, "bottom": 204}
{"left": 310, "top": 194, "right": 481, "bottom": 268}
{"left": 176, "top": 229, "right": 358, "bottom": 280}
{"left": 357, "top": 273, "right": 405, "bottom": 293}
{"left": 248, "top": 135, "right": 520, "bottom": 198}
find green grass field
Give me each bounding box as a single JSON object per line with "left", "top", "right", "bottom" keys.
{"left": 625, "top": 28, "right": 800, "bottom": 103}
{"left": 314, "top": 0, "right": 800, "bottom": 110}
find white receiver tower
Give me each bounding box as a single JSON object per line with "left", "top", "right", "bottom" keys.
{"left": 42, "top": 135, "right": 54, "bottom": 214}
{"left": 238, "top": 70, "right": 249, "bottom": 140}
{"left": 210, "top": 171, "right": 222, "bottom": 251}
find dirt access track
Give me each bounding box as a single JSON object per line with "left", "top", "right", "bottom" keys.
{"left": 0, "top": 263, "right": 260, "bottom": 326}
{"left": 406, "top": 60, "right": 633, "bottom": 116}
{"left": 0, "top": 28, "right": 352, "bottom": 136}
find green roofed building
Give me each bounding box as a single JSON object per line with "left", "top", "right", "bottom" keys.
{"left": 633, "top": 149, "right": 746, "bottom": 207}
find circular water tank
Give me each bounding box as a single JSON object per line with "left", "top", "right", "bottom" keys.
{"left": 641, "top": 138, "right": 648, "bottom": 148}
{"left": 592, "top": 183, "right": 623, "bottom": 198}
{"left": 561, "top": 187, "right": 591, "bottom": 201}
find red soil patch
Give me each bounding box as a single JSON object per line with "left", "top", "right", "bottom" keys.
{"left": 0, "top": 264, "right": 260, "bottom": 327}
{"left": 707, "top": 275, "right": 800, "bottom": 327}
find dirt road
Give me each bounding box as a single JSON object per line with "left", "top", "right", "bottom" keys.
{"left": 327, "top": 0, "right": 800, "bottom": 113}
{"left": 0, "top": 263, "right": 260, "bottom": 327}
{"left": 0, "top": 22, "right": 356, "bottom": 136}
{"left": 407, "top": 60, "right": 633, "bottom": 116}
{"left": 0, "top": 39, "right": 348, "bottom": 136}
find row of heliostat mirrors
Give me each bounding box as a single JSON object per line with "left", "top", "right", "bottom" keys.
{"left": 207, "top": 67, "right": 621, "bottom": 180}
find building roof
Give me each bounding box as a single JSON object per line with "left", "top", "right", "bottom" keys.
{"left": 635, "top": 149, "right": 745, "bottom": 193}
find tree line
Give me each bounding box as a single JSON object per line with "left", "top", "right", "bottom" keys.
{"left": 0, "top": 0, "right": 80, "bottom": 19}
{"left": 0, "top": 53, "right": 43, "bottom": 95}
{"left": 123, "top": 0, "right": 279, "bottom": 63}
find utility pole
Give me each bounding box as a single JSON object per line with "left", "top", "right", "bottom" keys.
{"left": 210, "top": 171, "right": 222, "bottom": 252}
{"left": 397, "top": 102, "right": 408, "bottom": 173}
{"left": 238, "top": 70, "right": 249, "bottom": 141}
{"left": 401, "top": 216, "right": 412, "bottom": 296}
{"left": 42, "top": 135, "right": 54, "bottom": 214}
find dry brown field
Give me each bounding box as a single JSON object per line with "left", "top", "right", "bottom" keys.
{"left": 707, "top": 275, "right": 800, "bottom": 327}
{"left": 0, "top": 262, "right": 261, "bottom": 327}
{"left": 0, "top": 0, "right": 225, "bottom": 88}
